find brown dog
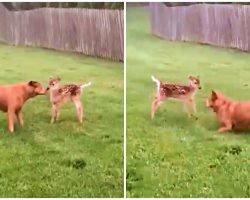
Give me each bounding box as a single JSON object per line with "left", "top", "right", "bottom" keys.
{"left": 206, "top": 90, "right": 250, "bottom": 133}
{"left": 0, "top": 81, "right": 46, "bottom": 133}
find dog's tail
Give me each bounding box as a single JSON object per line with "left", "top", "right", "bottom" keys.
{"left": 80, "top": 82, "right": 92, "bottom": 90}
{"left": 151, "top": 75, "right": 160, "bottom": 92}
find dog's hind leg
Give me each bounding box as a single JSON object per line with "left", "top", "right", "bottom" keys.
{"left": 7, "top": 109, "right": 15, "bottom": 133}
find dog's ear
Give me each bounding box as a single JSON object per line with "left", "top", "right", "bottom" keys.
{"left": 28, "top": 81, "right": 38, "bottom": 87}
{"left": 211, "top": 90, "right": 218, "bottom": 100}
{"left": 49, "top": 76, "right": 53, "bottom": 80}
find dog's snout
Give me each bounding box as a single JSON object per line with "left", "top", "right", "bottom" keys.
{"left": 199, "top": 86, "right": 202, "bottom": 89}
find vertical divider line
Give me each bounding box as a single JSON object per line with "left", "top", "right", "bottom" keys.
{"left": 124, "top": 1, "right": 127, "bottom": 198}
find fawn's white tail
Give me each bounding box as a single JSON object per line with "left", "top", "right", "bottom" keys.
{"left": 151, "top": 75, "right": 160, "bottom": 92}
{"left": 81, "top": 82, "right": 92, "bottom": 90}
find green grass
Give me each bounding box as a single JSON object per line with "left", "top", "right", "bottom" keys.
{"left": 126, "top": 7, "right": 250, "bottom": 198}
{"left": 0, "top": 43, "right": 123, "bottom": 197}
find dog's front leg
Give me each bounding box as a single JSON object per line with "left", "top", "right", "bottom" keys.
{"left": 218, "top": 121, "right": 232, "bottom": 133}
{"left": 15, "top": 109, "right": 24, "bottom": 127}
{"left": 7, "top": 109, "right": 15, "bottom": 133}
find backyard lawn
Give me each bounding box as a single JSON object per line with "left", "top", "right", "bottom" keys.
{"left": 126, "top": 7, "right": 250, "bottom": 198}
{"left": 0, "top": 43, "right": 124, "bottom": 197}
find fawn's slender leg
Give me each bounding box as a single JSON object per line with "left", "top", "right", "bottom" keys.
{"left": 55, "top": 104, "right": 61, "bottom": 122}
{"left": 190, "top": 98, "right": 197, "bottom": 113}
{"left": 182, "top": 101, "right": 189, "bottom": 113}
{"left": 51, "top": 104, "right": 58, "bottom": 124}
{"left": 151, "top": 96, "right": 164, "bottom": 119}
{"left": 183, "top": 98, "right": 198, "bottom": 119}
{"left": 189, "top": 98, "right": 198, "bottom": 119}
{"left": 73, "top": 98, "right": 83, "bottom": 123}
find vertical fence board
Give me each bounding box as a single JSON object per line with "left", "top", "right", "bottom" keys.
{"left": 149, "top": 3, "right": 250, "bottom": 52}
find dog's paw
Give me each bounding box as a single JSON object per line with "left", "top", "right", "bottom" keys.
{"left": 218, "top": 127, "right": 228, "bottom": 133}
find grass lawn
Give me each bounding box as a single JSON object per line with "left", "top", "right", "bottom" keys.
{"left": 126, "top": 7, "right": 250, "bottom": 198}
{"left": 0, "top": 43, "right": 123, "bottom": 197}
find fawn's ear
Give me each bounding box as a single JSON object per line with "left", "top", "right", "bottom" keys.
{"left": 28, "top": 81, "right": 38, "bottom": 87}
{"left": 211, "top": 90, "right": 218, "bottom": 100}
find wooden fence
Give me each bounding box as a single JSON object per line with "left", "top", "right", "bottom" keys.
{"left": 0, "top": 4, "right": 124, "bottom": 61}
{"left": 127, "top": 2, "right": 149, "bottom": 7}
{"left": 149, "top": 3, "right": 250, "bottom": 52}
